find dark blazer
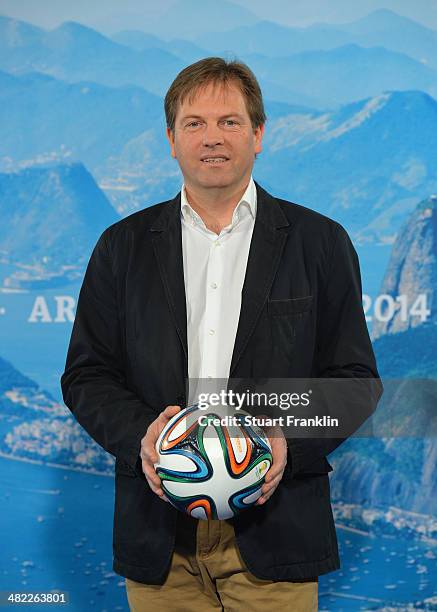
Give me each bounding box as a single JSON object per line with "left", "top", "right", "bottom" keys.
{"left": 60, "top": 181, "right": 383, "bottom": 583}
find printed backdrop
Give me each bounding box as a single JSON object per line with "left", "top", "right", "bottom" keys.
{"left": 0, "top": 1, "right": 436, "bottom": 610}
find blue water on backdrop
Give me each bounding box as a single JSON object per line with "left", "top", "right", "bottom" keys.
{"left": 0, "top": 455, "right": 435, "bottom": 612}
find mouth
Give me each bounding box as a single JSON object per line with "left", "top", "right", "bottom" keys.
{"left": 200, "top": 156, "right": 230, "bottom": 164}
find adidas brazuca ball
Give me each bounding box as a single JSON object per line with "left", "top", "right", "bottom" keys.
{"left": 154, "top": 402, "right": 273, "bottom": 520}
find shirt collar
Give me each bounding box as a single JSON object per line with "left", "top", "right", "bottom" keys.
{"left": 180, "top": 175, "right": 257, "bottom": 229}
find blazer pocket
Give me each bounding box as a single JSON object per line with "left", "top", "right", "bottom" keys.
{"left": 282, "top": 457, "right": 333, "bottom": 483}
{"left": 267, "top": 295, "right": 313, "bottom": 316}
{"left": 294, "top": 457, "right": 334, "bottom": 476}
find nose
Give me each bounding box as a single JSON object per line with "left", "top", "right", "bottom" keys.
{"left": 202, "top": 122, "right": 224, "bottom": 147}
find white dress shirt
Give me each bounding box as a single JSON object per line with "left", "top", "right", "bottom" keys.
{"left": 180, "top": 176, "right": 257, "bottom": 406}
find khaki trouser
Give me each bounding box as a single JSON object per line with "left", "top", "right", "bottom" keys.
{"left": 125, "top": 511, "right": 318, "bottom": 611}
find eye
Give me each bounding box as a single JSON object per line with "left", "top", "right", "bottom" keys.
{"left": 185, "top": 120, "right": 202, "bottom": 129}
{"left": 224, "top": 119, "right": 238, "bottom": 126}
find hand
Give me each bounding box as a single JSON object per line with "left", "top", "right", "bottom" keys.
{"left": 255, "top": 418, "right": 288, "bottom": 506}
{"left": 140, "top": 404, "right": 181, "bottom": 502}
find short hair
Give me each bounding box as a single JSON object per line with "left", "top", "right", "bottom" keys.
{"left": 164, "top": 56, "right": 266, "bottom": 133}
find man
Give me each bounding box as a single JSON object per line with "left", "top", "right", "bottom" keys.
{"left": 61, "top": 57, "right": 383, "bottom": 611}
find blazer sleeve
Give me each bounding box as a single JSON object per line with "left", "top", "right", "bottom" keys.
{"left": 60, "top": 228, "right": 157, "bottom": 473}
{"left": 286, "top": 222, "right": 384, "bottom": 476}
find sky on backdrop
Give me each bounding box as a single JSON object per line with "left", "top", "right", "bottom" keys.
{"left": 0, "top": 0, "right": 436, "bottom": 33}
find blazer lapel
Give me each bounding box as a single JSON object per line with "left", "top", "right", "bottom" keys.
{"left": 229, "top": 182, "right": 290, "bottom": 376}
{"left": 150, "top": 192, "right": 188, "bottom": 364}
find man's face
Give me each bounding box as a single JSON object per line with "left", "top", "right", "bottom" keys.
{"left": 166, "top": 80, "right": 264, "bottom": 193}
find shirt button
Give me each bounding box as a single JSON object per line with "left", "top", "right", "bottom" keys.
{"left": 210, "top": 282, "right": 218, "bottom": 289}
{"left": 209, "top": 329, "right": 215, "bottom": 335}
{"left": 214, "top": 241, "right": 221, "bottom": 247}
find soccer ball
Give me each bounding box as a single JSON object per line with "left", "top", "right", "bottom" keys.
{"left": 154, "top": 403, "right": 272, "bottom": 520}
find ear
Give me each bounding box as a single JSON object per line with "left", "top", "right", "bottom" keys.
{"left": 254, "top": 123, "right": 264, "bottom": 155}
{"left": 166, "top": 127, "right": 177, "bottom": 159}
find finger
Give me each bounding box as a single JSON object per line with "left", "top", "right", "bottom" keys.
{"left": 153, "top": 406, "right": 180, "bottom": 439}
{"left": 264, "top": 466, "right": 281, "bottom": 482}
{"left": 145, "top": 476, "right": 161, "bottom": 494}
{"left": 258, "top": 472, "right": 286, "bottom": 503}
{"left": 261, "top": 491, "right": 273, "bottom": 504}
{"left": 143, "top": 408, "right": 183, "bottom": 470}
{"left": 146, "top": 405, "right": 182, "bottom": 448}
{"left": 261, "top": 475, "right": 281, "bottom": 495}
{"left": 256, "top": 486, "right": 272, "bottom": 505}
{"left": 141, "top": 447, "right": 159, "bottom": 467}
{"left": 264, "top": 464, "right": 286, "bottom": 484}
{"left": 162, "top": 405, "right": 182, "bottom": 420}
{"left": 142, "top": 463, "right": 162, "bottom": 487}
{"left": 143, "top": 408, "right": 177, "bottom": 448}
{"left": 154, "top": 405, "right": 182, "bottom": 445}
{"left": 264, "top": 462, "right": 286, "bottom": 483}
{"left": 141, "top": 442, "right": 158, "bottom": 460}
{"left": 146, "top": 476, "right": 166, "bottom": 497}
{"left": 256, "top": 487, "right": 276, "bottom": 505}
{"left": 256, "top": 494, "right": 267, "bottom": 505}
{"left": 156, "top": 484, "right": 170, "bottom": 500}
{"left": 261, "top": 475, "right": 283, "bottom": 497}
